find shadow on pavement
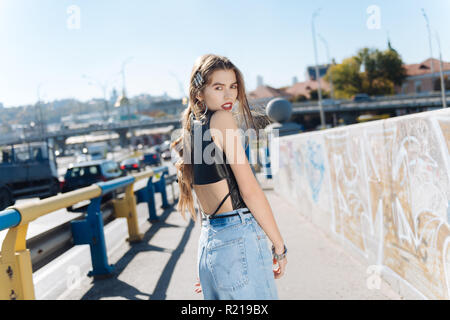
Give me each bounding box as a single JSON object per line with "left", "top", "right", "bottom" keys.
{"left": 79, "top": 204, "right": 195, "bottom": 300}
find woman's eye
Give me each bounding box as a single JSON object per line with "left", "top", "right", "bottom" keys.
{"left": 215, "top": 85, "right": 237, "bottom": 90}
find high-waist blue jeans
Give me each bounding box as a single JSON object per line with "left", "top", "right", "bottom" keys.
{"left": 197, "top": 208, "right": 279, "bottom": 300}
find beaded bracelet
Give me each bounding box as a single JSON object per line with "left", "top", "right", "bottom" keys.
{"left": 271, "top": 244, "right": 287, "bottom": 261}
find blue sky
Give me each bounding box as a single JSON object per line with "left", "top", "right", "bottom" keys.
{"left": 1, "top": 0, "right": 449, "bottom": 107}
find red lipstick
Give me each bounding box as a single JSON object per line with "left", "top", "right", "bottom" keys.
{"left": 221, "top": 102, "right": 233, "bottom": 111}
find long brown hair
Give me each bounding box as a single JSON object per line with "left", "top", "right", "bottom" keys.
{"left": 170, "top": 54, "right": 257, "bottom": 221}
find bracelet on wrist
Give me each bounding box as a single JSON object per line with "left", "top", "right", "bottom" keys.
{"left": 271, "top": 244, "right": 287, "bottom": 261}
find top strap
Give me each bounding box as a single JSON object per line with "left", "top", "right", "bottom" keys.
{"left": 211, "top": 191, "right": 232, "bottom": 216}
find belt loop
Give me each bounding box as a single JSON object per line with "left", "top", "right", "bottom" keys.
{"left": 237, "top": 208, "right": 248, "bottom": 224}
{"left": 200, "top": 209, "right": 210, "bottom": 226}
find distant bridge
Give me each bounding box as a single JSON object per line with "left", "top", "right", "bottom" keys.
{"left": 0, "top": 118, "right": 183, "bottom": 147}
{"left": 1, "top": 92, "right": 448, "bottom": 147}
{"left": 291, "top": 91, "right": 449, "bottom": 114}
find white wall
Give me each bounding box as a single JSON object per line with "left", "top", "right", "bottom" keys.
{"left": 272, "top": 108, "right": 450, "bottom": 299}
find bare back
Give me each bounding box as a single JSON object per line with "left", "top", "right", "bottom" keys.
{"left": 190, "top": 110, "right": 246, "bottom": 216}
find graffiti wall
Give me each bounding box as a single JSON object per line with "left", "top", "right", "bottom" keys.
{"left": 272, "top": 108, "right": 450, "bottom": 299}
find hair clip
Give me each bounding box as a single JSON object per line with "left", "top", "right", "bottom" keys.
{"left": 193, "top": 72, "right": 204, "bottom": 88}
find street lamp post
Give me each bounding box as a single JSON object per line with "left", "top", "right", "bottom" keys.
{"left": 121, "top": 57, "right": 134, "bottom": 126}
{"left": 435, "top": 31, "right": 447, "bottom": 108}
{"left": 318, "top": 33, "right": 335, "bottom": 101}
{"left": 36, "top": 83, "right": 46, "bottom": 140}
{"left": 422, "top": 9, "right": 435, "bottom": 87}
{"left": 82, "top": 74, "right": 121, "bottom": 159}
{"left": 82, "top": 74, "right": 117, "bottom": 122}
{"left": 312, "top": 9, "right": 326, "bottom": 129}
{"left": 318, "top": 33, "right": 337, "bottom": 127}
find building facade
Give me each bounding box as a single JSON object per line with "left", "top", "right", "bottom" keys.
{"left": 396, "top": 58, "right": 450, "bottom": 95}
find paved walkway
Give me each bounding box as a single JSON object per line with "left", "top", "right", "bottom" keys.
{"left": 35, "top": 183, "right": 403, "bottom": 300}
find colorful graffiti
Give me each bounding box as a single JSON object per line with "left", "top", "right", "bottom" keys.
{"left": 273, "top": 108, "right": 450, "bottom": 299}
{"left": 305, "top": 140, "right": 325, "bottom": 203}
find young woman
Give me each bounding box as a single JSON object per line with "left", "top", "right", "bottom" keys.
{"left": 171, "top": 54, "right": 287, "bottom": 300}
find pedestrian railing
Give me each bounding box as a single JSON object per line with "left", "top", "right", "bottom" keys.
{"left": 0, "top": 166, "right": 172, "bottom": 300}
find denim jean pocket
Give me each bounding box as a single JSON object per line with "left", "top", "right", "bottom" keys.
{"left": 251, "top": 221, "right": 272, "bottom": 264}
{"left": 207, "top": 237, "right": 249, "bottom": 291}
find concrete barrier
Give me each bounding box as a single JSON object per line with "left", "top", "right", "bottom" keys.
{"left": 272, "top": 108, "right": 450, "bottom": 300}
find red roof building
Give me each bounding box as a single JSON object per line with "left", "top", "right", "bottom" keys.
{"left": 284, "top": 78, "right": 331, "bottom": 99}
{"left": 397, "top": 58, "right": 450, "bottom": 94}
{"left": 247, "top": 85, "right": 292, "bottom": 100}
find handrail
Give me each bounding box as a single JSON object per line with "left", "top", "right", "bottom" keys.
{"left": 0, "top": 209, "right": 21, "bottom": 231}
{"left": 7, "top": 185, "right": 101, "bottom": 227}
{"left": 97, "top": 175, "right": 135, "bottom": 196}
{"left": 0, "top": 166, "right": 170, "bottom": 300}
{"left": 0, "top": 169, "right": 161, "bottom": 230}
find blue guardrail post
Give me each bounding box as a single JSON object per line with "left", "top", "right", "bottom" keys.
{"left": 155, "top": 172, "right": 170, "bottom": 209}
{"left": 263, "top": 146, "right": 272, "bottom": 179}
{"left": 145, "top": 176, "right": 159, "bottom": 222}
{"left": 70, "top": 197, "right": 114, "bottom": 278}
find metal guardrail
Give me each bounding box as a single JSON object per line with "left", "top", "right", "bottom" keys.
{"left": 291, "top": 95, "right": 449, "bottom": 115}
{"left": 31, "top": 169, "right": 177, "bottom": 274}
{"left": 0, "top": 166, "right": 173, "bottom": 300}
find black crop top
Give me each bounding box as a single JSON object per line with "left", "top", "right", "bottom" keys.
{"left": 190, "top": 110, "right": 247, "bottom": 215}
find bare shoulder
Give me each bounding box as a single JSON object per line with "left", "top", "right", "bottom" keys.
{"left": 210, "top": 110, "right": 237, "bottom": 130}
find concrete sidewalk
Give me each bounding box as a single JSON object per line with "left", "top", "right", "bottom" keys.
{"left": 43, "top": 186, "right": 402, "bottom": 300}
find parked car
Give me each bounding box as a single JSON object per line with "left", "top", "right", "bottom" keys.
{"left": 61, "top": 160, "right": 122, "bottom": 194}
{"left": 0, "top": 141, "right": 60, "bottom": 210}
{"left": 120, "top": 158, "right": 144, "bottom": 173}
{"left": 142, "top": 152, "right": 161, "bottom": 167}
{"left": 352, "top": 93, "right": 371, "bottom": 102}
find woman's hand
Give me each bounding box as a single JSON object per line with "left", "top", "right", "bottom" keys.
{"left": 194, "top": 277, "right": 202, "bottom": 293}
{"left": 273, "top": 256, "right": 287, "bottom": 279}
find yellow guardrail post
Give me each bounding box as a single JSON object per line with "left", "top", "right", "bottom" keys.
{"left": 112, "top": 183, "right": 144, "bottom": 243}
{"left": 112, "top": 170, "right": 154, "bottom": 243}
{"left": 0, "top": 222, "right": 34, "bottom": 300}
{"left": 0, "top": 185, "right": 101, "bottom": 300}
{"left": 0, "top": 168, "right": 163, "bottom": 299}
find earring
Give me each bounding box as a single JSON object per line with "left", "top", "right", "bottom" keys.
{"left": 200, "top": 101, "right": 208, "bottom": 117}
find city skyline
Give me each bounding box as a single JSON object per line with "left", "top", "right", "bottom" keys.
{"left": 1, "top": 0, "right": 449, "bottom": 107}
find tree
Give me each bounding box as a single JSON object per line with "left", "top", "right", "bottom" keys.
{"left": 325, "top": 46, "right": 406, "bottom": 98}
{"left": 325, "top": 57, "right": 362, "bottom": 99}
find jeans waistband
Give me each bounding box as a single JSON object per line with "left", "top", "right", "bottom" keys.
{"left": 201, "top": 207, "right": 251, "bottom": 225}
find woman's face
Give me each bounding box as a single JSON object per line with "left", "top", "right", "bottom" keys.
{"left": 197, "top": 69, "right": 238, "bottom": 112}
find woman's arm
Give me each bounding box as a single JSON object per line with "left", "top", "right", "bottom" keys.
{"left": 209, "top": 110, "right": 285, "bottom": 254}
